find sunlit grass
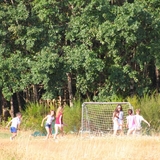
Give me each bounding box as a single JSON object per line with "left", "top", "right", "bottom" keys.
{"left": 0, "top": 129, "right": 160, "bottom": 160}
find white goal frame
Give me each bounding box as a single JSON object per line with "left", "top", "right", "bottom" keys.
{"left": 80, "top": 102, "right": 133, "bottom": 136}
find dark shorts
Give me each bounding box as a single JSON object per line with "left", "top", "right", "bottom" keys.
{"left": 10, "top": 127, "right": 17, "bottom": 133}
{"left": 45, "top": 123, "right": 51, "bottom": 128}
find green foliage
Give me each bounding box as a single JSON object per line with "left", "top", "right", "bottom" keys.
{"left": 0, "top": 0, "right": 160, "bottom": 107}
{"left": 63, "top": 100, "right": 81, "bottom": 133}
{"left": 127, "top": 95, "right": 140, "bottom": 109}
{"left": 138, "top": 94, "right": 160, "bottom": 132}
{"left": 21, "top": 103, "right": 49, "bottom": 133}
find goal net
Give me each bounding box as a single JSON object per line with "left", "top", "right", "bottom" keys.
{"left": 80, "top": 102, "right": 133, "bottom": 136}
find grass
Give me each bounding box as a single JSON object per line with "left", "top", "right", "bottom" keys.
{"left": 0, "top": 128, "right": 160, "bottom": 160}
{"left": 0, "top": 132, "right": 10, "bottom": 138}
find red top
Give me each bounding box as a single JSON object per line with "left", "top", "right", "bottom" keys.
{"left": 55, "top": 112, "right": 63, "bottom": 125}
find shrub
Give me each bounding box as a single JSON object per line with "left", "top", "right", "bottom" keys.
{"left": 21, "top": 103, "right": 51, "bottom": 133}
{"left": 139, "top": 94, "right": 160, "bottom": 132}
{"left": 63, "top": 100, "right": 81, "bottom": 133}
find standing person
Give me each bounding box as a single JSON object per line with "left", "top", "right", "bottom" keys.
{"left": 134, "top": 109, "right": 150, "bottom": 135}
{"left": 116, "top": 104, "right": 124, "bottom": 135}
{"left": 126, "top": 109, "right": 135, "bottom": 136}
{"left": 41, "top": 110, "right": 55, "bottom": 140}
{"left": 112, "top": 110, "right": 119, "bottom": 136}
{"left": 112, "top": 104, "right": 124, "bottom": 135}
{"left": 6, "top": 112, "right": 22, "bottom": 141}
{"left": 54, "top": 106, "right": 64, "bottom": 140}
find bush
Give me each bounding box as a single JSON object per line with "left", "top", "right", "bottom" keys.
{"left": 21, "top": 103, "right": 51, "bottom": 133}
{"left": 139, "top": 94, "right": 160, "bottom": 132}
{"left": 63, "top": 100, "right": 81, "bottom": 133}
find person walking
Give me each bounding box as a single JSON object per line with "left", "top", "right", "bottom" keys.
{"left": 54, "top": 106, "right": 64, "bottom": 140}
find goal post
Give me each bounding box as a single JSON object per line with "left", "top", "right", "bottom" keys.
{"left": 80, "top": 102, "right": 134, "bottom": 136}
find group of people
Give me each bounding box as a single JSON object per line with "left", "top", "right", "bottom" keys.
{"left": 112, "top": 104, "right": 150, "bottom": 136}
{"left": 6, "top": 103, "right": 150, "bottom": 140}
{"left": 6, "top": 106, "right": 64, "bottom": 141}
{"left": 41, "top": 106, "right": 64, "bottom": 140}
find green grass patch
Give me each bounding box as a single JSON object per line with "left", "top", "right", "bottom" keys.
{"left": 0, "top": 132, "right": 10, "bottom": 138}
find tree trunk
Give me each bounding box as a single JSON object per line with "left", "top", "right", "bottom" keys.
{"left": 10, "top": 96, "right": 14, "bottom": 118}
{"left": 0, "top": 89, "right": 2, "bottom": 116}
{"left": 33, "top": 84, "right": 38, "bottom": 103}
{"left": 66, "top": 73, "right": 73, "bottom": 107}
{"left": 0, "top": 89, "right": 3, "bottom": 122}
{"left": 155, "top": 67, "right": 159, "bottom": 93}
{"left": 16, "top": 92, "right": 22, "bottom": 111}
{"left": 24, "top": 87, "right": 30, "bottom": 103}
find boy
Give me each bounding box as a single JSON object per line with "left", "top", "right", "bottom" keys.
{"left": 6, "top": 112, "right": 22, "bottom": 140}
{"left": 134, "top": 109, "right": 150, "bottom": 135}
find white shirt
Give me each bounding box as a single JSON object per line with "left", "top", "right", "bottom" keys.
{"left": 118, "top": 111, "right": 123, "bottom": 124}
{"left": 135, "top": 115, "right": 144, "bottom": 129}
{"left": 126, "top": 115, "right": 135, "bottom": 129}
{"left": 46, "top": 115, "right": 54, "bottom": 124}
{"left": 11, "top": 117, "right": 21, "bottom": 128}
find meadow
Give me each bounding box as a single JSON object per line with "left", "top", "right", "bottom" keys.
{"left": 0, "top": 128, "right": 160, "bottom": 160}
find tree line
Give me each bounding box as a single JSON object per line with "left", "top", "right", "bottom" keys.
{"left": 0, "top": 0, "right": 160, "bottom": 116}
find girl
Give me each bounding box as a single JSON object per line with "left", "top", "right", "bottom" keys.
{"left": 54, "top": 106, "right": 64, "bottom": 140}
{"left": 126, "top": 109, "right": 135, "bottom": 135}
{"left": 113, "top": 110, "right": 119, "bottom": 136}
{"left": 116, "top": 104, "right": 124, "bottom": 135}
{"left": 41, "top": 110, "right": 55, "bottom": 139}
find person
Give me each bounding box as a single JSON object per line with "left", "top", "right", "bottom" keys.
{"left": 6, "top": 112, "right": 22, "bottom": 141}
{"left": 112, "top": 110, "right": 119, "bottom": 136}
{"left": 112, "top": 104, "right": 124, "bottom": 135}
{"left": 53, "top": 106, "right": 64, "bottom": 140}
{"left": 116, "top": 104, "right": 124, "bottom": 135}
{"left": 41, "top": 110, "right": 55, "bottom": 139}
{"left": 134, "top": 109, "right": 150, "bottom": 135}
{"left": 126, "top": 109, "right": 135, "bottom": 136}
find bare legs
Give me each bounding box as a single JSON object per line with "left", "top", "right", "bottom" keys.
{"left": 45, "top": 127, "right": 52, "bottom": 139}
{"left": 10, "top": 132, "right": 17, "bottom": 140}
{"left": 54, "top": 124, "right": 64, "bottom": 139}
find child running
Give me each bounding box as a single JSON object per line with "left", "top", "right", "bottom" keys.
{"left": 41, "top": 110, "right": 55, "bottom": 140}
{"left": 112, "top": 110, "right": 119, "bottom": 136}
{"left": 134, "top": 109, "right": 150, "bottom": 135}
{"left": 54, "top": 106, "right": 64, "bottom": 140}
{"left": 126, "top": 109, "right": 135, "bottom": 136}
{"left": 6, "top": 112, "right": 22, "bottom": 141}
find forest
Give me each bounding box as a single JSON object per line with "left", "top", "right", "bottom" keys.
{"left": 0, "top": 0, "right": 160, "bottom": 117}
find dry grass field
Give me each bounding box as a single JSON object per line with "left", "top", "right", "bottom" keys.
{"left": 0, "top": 129, "right": 160, "bottom": 160}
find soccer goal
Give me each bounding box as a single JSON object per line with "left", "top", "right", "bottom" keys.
{"left": 80, "top": 102, "right": 134, "bottom": 136}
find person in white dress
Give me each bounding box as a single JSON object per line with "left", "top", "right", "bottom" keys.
{"left": 113, "top": 110, "right": 119, "bottom": 136}
{"left": 113, "top": 104, "right": 124, "bottom": 135}
{"left": 116, "top": 104, "right": 124, "bottom": 135}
